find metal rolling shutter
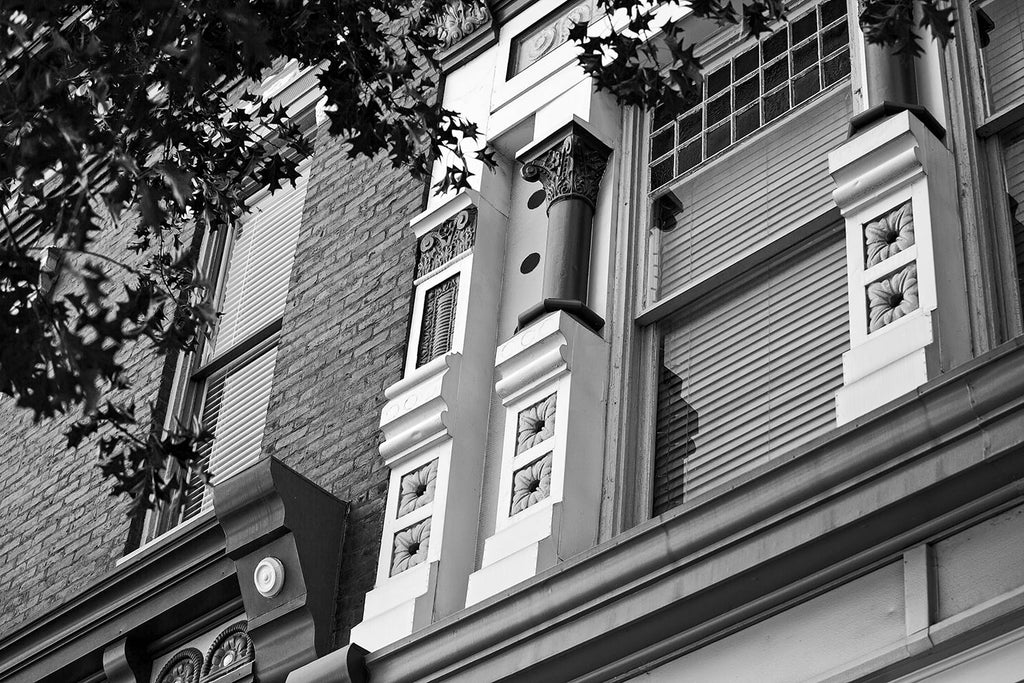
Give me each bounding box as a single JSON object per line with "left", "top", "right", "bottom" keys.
{"left": 657, "top": 87, "right": 851, "bottom": 298}
{"left": 653, "top": 229, "right": 848, "bottom": 514}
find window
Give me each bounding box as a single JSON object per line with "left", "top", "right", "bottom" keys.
{"left": 159, "top": 169, "right": 309, "bottom": 531}
{"left": 639, "top": 0, "right": 852, "bottom": 516}
{"left": 966, "top": 0, "right": 1024, "bottom": 330}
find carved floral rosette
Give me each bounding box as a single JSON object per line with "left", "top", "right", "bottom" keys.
{"left": 430, "top": 0, "right": 491, "bottom": 48}
{"left": 867, "top": 263, "right": 919, "bottom": 332}
{"left": 521, "top": 129, "right": 611, "bottom": 211}
{"left": 415, "top": 207, "right": 478, "bottom": 279}
{"left": 864, "top": 200, "right": 914, "bottom": 268}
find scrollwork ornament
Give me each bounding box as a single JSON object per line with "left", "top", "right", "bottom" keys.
{"left": 430, "top": 0, "right": 491, "bottom": 48}
{"left": 415, "top": 207, "right": 477, "bottom": 278}
{"left": 521, "top": 131, "right": 611, "bottom": 211}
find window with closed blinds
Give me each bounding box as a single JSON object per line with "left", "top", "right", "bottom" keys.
{"left": 652, "top": 230, "right": 848, "bottom": 514}
{"left": 1003, "top": 125, "right": 1024, "bottom": 320}
{"left": 179, "top": 171, "right": 308, "bottom": 524}
{"left": 977, "top": 0, "right": 1024, "bottom": 114}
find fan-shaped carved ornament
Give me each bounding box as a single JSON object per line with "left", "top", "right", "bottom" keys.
{"left": 156, "top": 648, "right": 203, "bottom": 683}
{"left": 202, "top": 622, "right": 254, "bottom": 680}
{"left": 864, "top": 201, "right": 914, "bottom": 267}
{"left": 867, "top": 263, "right": 919, "bottom": 332}
{"left": 511, "top": 452, "right": 553, "bottom": 515}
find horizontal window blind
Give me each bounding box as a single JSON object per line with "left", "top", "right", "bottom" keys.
{"left": 1005, "top": 125, "right": 1024, "bottom": 320}
{"left": 213, "top": 172, "right": 309, "bottom": 357}
{"left": 657, "top": 86, "right": 851, "bottom": 299}
{"left": 182, "top": 346, "right": 279, "bottom": 520}
{"left": 978, "top": 0, "right": 1024, "bottom": 114}
{"left": 653, "top": 229, "right": 848, "bottom": 515}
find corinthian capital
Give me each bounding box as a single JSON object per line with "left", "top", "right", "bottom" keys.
{"left": 520, "top": 122, "right": 611, "bottom": 211}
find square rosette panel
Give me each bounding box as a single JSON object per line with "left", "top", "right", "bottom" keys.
{"left": 867, "top": 263, "right": 919, "bottom": 332}
{"left": 510, "top": 452, "right": 554, "bottom": 516}
{"left": 516, "top": 393, "right": 557, "bottom": 454}
{"left": 864, "top": 201, "right": 914, "bottom": 268}
{"left": 391, "top": 518, "right": 432, "bottom": 576}
{"left": 397, "top": 459, "right": 438, "bottom": 518}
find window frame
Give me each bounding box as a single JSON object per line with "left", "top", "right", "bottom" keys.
{"left": 145, "top": 163, "right": 311, "bottom": 541}
{"left": 616, "top": 0, "right": 857, "bottom": 526}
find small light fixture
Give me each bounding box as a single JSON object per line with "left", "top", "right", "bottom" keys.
{"left": 253, "top": 557, "right": 285, "bottom": 598}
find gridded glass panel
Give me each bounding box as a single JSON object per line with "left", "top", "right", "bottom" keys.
{"left": 648, "top": 0, "right": 850, "bottom": 190}
{"left": 706, "top": 123, "right": 731, "bottom": 156}
{"left": 708, "top": 65, "right": 731, "bottom": 95}
{"left": 794, "top": 66, "right": 821, "bottom": 104}
{"left": 651, "top": 128, "right": 675, "bottom": 160}
{"left": 823, "top": 49, "right": 852, "bottom": 86}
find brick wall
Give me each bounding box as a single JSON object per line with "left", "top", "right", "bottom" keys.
{"left": 0, "top": 125, "right": 423, "bottom": 648}
{"left": 262, "top": 124, "right": 422, "bottom": 647}
{"left": 0, "top": 225, "right": 172, "bottom": 638}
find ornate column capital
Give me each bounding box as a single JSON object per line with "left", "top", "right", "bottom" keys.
{"left": 520, "top": 122, "right": 612, "bottom": 212}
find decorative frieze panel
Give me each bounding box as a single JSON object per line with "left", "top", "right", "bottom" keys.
{"left": 201, "top": 622, "right": 253, "bottom": 680}
{"left": 867, "top": 263, "right": 919, "bottom": 332}
{"left": 417, "top": 274, "right": 460, "bottom": 367}
{"left": 507, "top": 0, "right": 597, "bottom": 78}
{"left": 864, "top": 201, "right": 914, "bottom": 268}
{"left": 511, "top": 452, "right": 553, "bottom": 515}
{"left": 415, "top": 207, "right": 477, "bottom": 279}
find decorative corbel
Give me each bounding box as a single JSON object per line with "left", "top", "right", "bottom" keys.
{"left": 518, "top": 120, "right": 611, "bottom": 332}
{"left": 214, "top": 457, "right": 348, "bottom": 683}
{"left": 102, "top": 637, "right": 150, "bottom": 683}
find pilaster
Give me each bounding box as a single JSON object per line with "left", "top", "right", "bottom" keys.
{"left": 465, "top": 311, "right": 608, "bottom": 606}
{"left": 351, "top": 191, "right": 507, "bottom": 650}
{"left": 829, "top": 110, "right": 970, "bottom": 423}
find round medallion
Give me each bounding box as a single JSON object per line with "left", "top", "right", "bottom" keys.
{"left": 253, "top": 556, "right": 285, "bottom": 597}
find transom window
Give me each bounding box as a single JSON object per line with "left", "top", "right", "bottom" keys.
{"left": 649, "top": 0, "right": 850, "bottom": 190}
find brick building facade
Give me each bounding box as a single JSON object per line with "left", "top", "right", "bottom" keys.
{"left": 4, "top": 0, "right": 1024, "bottom": 682}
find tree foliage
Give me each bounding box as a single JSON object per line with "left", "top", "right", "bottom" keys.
{"left": 0, "top": 0, "right": 955, "bottom": 519}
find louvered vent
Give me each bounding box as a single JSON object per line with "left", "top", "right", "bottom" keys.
{"left": 417, "top": 274, "right": 460, "bottom": 367}
{"left": 652, "top": 229, "right": 848, "bottom": 515}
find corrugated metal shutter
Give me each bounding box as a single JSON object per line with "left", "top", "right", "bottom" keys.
{"left": 657, "top": 87, "right": 851, "bottom": 298}
{"left": 979, "top": 0, "right": 1024, "bottom": 114}
{"left": 213, "top": 172, "right": 309, "bottom": 356}
{"left": 653, "top": 229, "right": 848, "bottom": 514}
